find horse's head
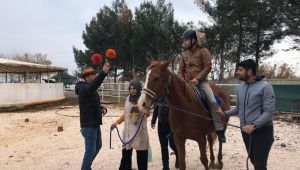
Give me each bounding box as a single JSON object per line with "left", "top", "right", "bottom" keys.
{"left": 138, "top": 60, "right": 171, "bottom": 112}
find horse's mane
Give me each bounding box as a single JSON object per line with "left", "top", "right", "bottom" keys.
{"left": 168, "top": 71, "right": 199, "bottom": 104}
{"left": 146, "top": 61, "right": 203, "bottom": 103}
{"left": 147, "top": 61, "right": 161, "bottom": 70}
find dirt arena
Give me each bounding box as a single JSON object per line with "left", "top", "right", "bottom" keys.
{"left": 0, "top": 103, "right": 300, "bottom": 170}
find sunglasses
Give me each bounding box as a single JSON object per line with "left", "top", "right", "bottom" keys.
{"left": 82, "top": 71, "right": 96, "bottom": 78}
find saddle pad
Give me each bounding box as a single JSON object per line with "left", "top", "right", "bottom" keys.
{"left": 192, "top": 85, "right": 222, "bottom": 113}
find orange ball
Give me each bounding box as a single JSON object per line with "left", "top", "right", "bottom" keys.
{"left": 106, "top": 49, "right": 117, "bottom": 59}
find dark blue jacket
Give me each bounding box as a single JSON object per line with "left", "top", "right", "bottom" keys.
{"left": 75, "top": 72, "right": 107, "bottom": 128}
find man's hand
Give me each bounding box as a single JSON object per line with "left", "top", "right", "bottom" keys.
{"left": 217, "top": 108, "right": 225, "bottom": 117}
{"left": 111, "top": 122, "right": 118, "bottom": 130}
{"left": 242, "top": 125, "right": 256, "bottom": 134}
{"left": 102, "top": 63, "right": 110, "bottom": 73}
{"left": 151, "top": 124, "right": 155, "bottom": 129}
{"left": 190, "top": 79, "right": 199, "bottom": 85}
{"left": 102, "top": 108, "right": 107, "bottom": 116}
{"left": 144, "top": 112, "right": 151, "bottom": 117}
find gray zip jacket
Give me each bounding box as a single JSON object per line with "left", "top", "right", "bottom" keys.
{"left": 225, "top": 76, "right": 275, "bottom": 128}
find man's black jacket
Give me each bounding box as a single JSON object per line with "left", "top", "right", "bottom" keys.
{"left": 151, "top": 97, "right": 169, "bottom": 125}
{"left": 75, "top": 72, "right": 107, "bottom": 128}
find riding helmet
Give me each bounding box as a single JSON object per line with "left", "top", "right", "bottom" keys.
{"left": 181, "top": 29, "right": 197, "bottom": 40}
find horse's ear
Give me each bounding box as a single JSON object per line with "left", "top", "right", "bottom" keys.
{"left": 161, "top": 60, "right": 171, "bottom": 69}
{"left": 151, "top": 57, "right": 158, "bottom": 64}
{"left": 147, "top": 51, "right": 156, "bottom": 64}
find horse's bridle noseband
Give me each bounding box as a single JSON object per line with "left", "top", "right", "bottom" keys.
{"left": 141, "top": 88, "right": 157, "bottom": 100}
{"left": 141, "top": 75, "right": 171, "bottom": 102}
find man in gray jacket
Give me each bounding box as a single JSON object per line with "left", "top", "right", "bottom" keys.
{"left": 218, "top": 59, "right": 275, "bottom": 170}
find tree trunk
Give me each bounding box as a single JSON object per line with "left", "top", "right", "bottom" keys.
{"left": 220, "top": 55, "right": 225, "bottom": 81}
{"left": 114, "top": 67, "right": 117, "bottom": 83}
{"left": 235, "top": 19, "right": 243, "bottom": 74}
{"left": 219, "top": 41, "right": 225, "bottom": 81}
{"left": 255, "top": 24, "right": 261, "bottom": 71}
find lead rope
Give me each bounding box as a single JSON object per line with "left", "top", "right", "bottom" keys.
{"left": 110, "top": 113, "right": 145, "bottom": 149}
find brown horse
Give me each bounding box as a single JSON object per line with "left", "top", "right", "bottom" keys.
{"left": 138, "top": 60, "right": 230, "bottom": 170}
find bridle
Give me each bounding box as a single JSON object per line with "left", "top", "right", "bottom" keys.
{"left": 141, "top": 74, "right": 172, "bottom": 103}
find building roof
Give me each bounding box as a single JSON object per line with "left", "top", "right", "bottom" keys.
{"left": 0, "top": 58, "right": 67, "bottom": 73}
{"left": 51, "top": 72, "right": 76, "bottom": 79}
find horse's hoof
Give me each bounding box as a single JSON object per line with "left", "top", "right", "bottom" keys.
{"left": 215, "top": 161, "right": 223, "bottom": 169}
{"left": 209, "top": 162, "right": 215, "bottom": 169}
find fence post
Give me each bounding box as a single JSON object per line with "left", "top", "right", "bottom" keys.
{"left": 118, "top": 83, "right": 121, "bottom": 103}
{"left": 101, "top": 85, "right": 104, "bottom": 101}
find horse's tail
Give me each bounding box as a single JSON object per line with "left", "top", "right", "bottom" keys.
{"left": 212, "top": 84, "right": 230, "bottom": 110}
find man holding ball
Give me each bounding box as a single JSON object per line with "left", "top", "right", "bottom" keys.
{"left": 75, "top": 62, "right": 110, "bottom": 170}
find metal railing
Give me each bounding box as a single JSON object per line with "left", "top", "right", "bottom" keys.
{"left": 97, "top": 83, "right": 300, "bottom": 113}
{"left": 99, "top": 83, "right": 130, "bottom": 103}
{"left": 98, "top": 83, "right": 239, "bottom": 104}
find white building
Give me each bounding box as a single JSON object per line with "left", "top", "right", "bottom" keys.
{"left": 0, "top": 58, "right": 67, "bottom": 109}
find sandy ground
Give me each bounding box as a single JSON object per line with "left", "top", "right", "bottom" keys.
{"left": 0, "top": 104, "right": 300, "bottom": 170}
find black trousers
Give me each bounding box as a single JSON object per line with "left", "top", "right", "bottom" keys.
{"left": 158, "top": 122, "right": 178, "bottom": 169}
{"left": 242, "top": 125, "right": 274, "bottom": 170}
{"left": 119, "top": 148, "right": 148, "bottom": 170}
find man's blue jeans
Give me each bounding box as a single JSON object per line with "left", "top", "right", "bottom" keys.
{"left": 80, "top": 127, "right": 102, "bottom": 170}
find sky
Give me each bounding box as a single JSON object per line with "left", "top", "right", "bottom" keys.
{"left": 0, "top": 0, "right": 299, "bottom": 75}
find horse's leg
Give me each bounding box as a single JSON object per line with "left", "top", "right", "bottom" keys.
{"left": 198, "top": 135, "right": 209, "bottom": 170}
{"left": 216, "top": 137, "right": 224, "bottom": 169}
{"left": 173, "top": 134, "right": 186, "bottom": 170}
{"left": 207, "top": 133, "right": 216, "bottom": 169}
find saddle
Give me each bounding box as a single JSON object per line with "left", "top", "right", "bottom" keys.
{"left": 192, "top": 85, "right": 222, "bottom": 113}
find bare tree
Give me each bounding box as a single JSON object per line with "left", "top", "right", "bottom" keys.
{"left": 258, "top": 63, "right": 296, "bottom": 79}
{"left": 0, "top": 53, "right": 52, "bottom": 65}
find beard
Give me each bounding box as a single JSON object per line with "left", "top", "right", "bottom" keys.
{"left": 238, "top": 74, "right": 249, "bottom": 81}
